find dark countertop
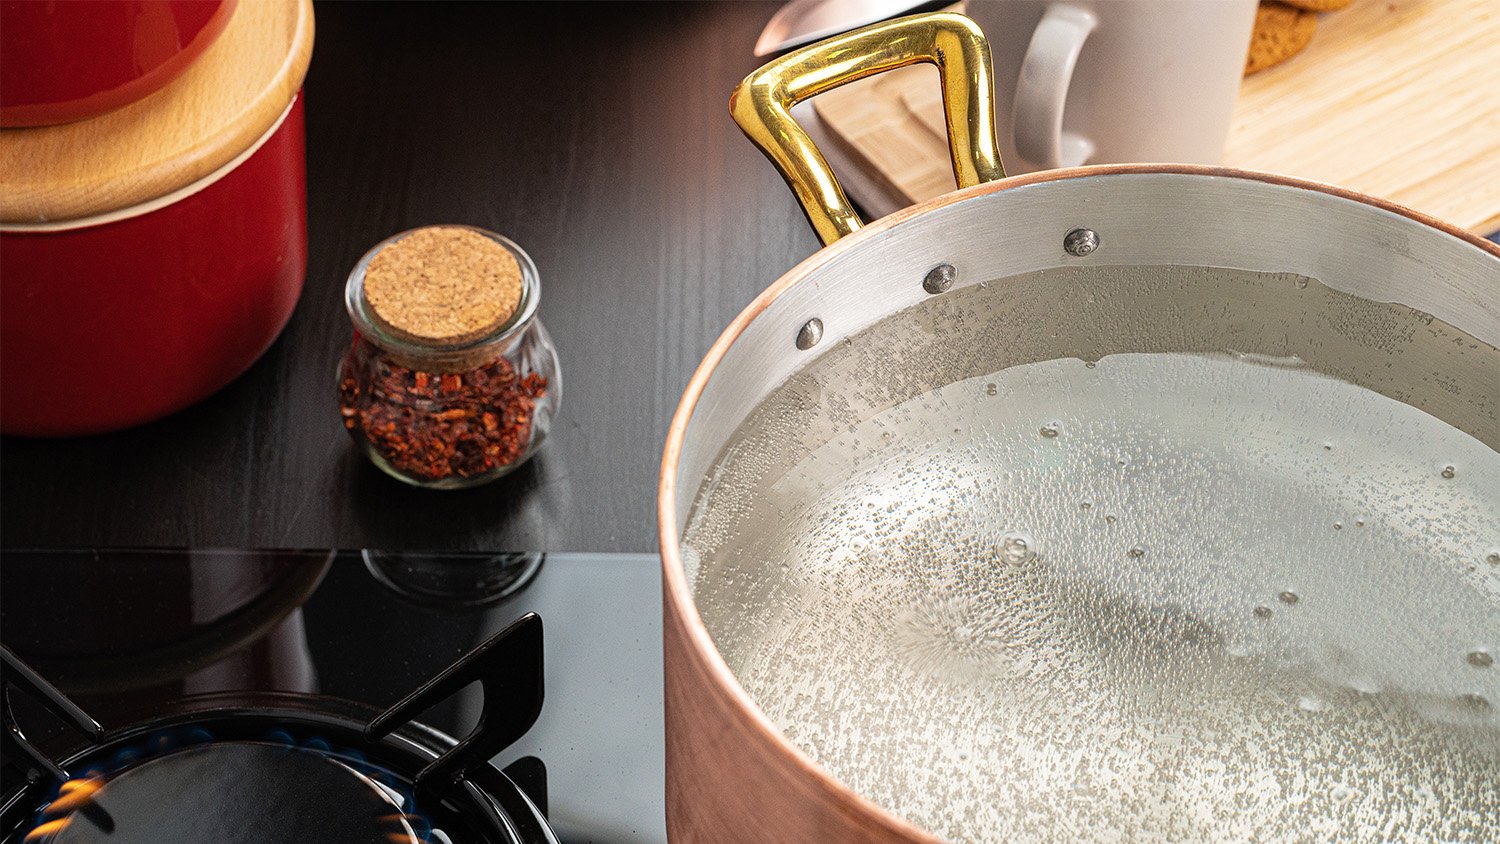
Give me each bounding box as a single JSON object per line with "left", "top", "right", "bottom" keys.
{"left": 0, "top": 1, "right": 814, "bottom": 553}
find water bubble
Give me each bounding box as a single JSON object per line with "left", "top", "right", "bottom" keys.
{"left": 1040, "top": 422, "right": 1061, "bottom": 438}
{"left": 1322, "top": 441, "right": 1333, "bottom": 450}
{"left": 1468, "top": 650, "right": 1494, "bottom": 668}
{"left": 1333, "top": 522, "right": 1343, "bottom": 530}
{"left": 1355, "top": 519, "right": 1365, "bottom": 528}
{"left": 1294, "top": 278, "right": 1309, "bottom": 290}
{"left": 1127, "top": 545, "right": 1148, "bottom": 559}
{"left": 1486, "top": 549, "right": 1500, "bottom": 566}
{"left": 1115, "top": 458, "right": 1128, "bottom": 467}
{"left": 995, "top": 531, "right": 1036, "bottom": 565}
{"left": 1104, "top": 515, "right": 1117, "bottom": 525}
{"left": 1297, "top": 695, "right": 1326, "bottom": 712}
{"left": 1079, "top": 501, "right": 1092, "bottom": 510}
{"left": 1278, "top": 591, "right": 1300, "bottom": 605}
{"left": 1441, "top": 465, "right": 1456, "bottom": 479}
{"left": 1084, "top": 361, "right": 1097, "bottom": 369}
{"left": 1253, "top": 606, "right": 1273, "bottom": 620}
{"left": 1331, "top": 784, "right": 1354, "bottom": 803}
{"left": 985, "top": 383, "right": 998, "bottom": 396}
{"left": 1457, "top": 693, "right": 1492, "bottom": 712}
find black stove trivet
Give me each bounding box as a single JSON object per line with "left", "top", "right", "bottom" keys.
{"left": 2, "top": 614, "right": 557, "bottom": 844}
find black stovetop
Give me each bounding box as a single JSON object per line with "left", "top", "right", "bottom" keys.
{"left": 0, "top": 549, "right": 665, "bottom": 844}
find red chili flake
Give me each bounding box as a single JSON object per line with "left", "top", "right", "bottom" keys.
{"left": 339, "top": 342, "right": 547, "bottom": 483}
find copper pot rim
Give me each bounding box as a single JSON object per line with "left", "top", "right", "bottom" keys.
{"left": 657, "top": 163, "right": 1499, "bottom": 838}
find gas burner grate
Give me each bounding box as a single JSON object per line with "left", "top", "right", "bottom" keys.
{"left": 2, "top": 615, "right": 554, "bottom": 844}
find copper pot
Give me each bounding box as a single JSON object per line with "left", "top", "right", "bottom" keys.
{"left": 658, "top": 13, "right": 1500, "bottom": 841}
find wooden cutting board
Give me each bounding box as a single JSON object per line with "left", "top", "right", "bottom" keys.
{"left": 813, "top": 0, "right": 1500, "bottom": 234}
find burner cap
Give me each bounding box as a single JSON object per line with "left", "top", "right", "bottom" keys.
{"left": 49, "top": 742, "right": 418, "bottom": 844}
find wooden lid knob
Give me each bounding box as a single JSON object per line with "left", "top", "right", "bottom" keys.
{"left": 363, "top": 226, "right": 524, "bottom": 345}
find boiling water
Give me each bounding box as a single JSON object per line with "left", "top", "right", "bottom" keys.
{"left": 683, "top": 268, "right": 1500, "bottom": 842}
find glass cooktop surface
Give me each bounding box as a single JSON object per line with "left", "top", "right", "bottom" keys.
{"left": 0, "top": 549, "right": 665, "bottom": 844}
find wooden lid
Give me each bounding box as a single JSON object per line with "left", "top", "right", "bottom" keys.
{"left": 364, "top": 227, "right": 524, "bottom": 345}
{"left": 0, "top": 0, "right": 314, "bottom": 224}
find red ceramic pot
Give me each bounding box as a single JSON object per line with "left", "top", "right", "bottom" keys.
{"left": 0, "top": 0, "right": 237, "bottom": 127}
{"left": 0, "top": 98, "right": 306, "bottom": 436}
{"left": 0, "top": 0, "right": 311, "bottom": 436}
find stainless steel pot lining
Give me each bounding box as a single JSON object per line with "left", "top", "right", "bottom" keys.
{"left": 681, "top": 260, "right": 1499, "bottom": 841}
{"left": 669, "top": 174, "right": 1500, "bottom": 524}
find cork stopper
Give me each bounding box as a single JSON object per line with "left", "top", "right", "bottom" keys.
{"left": 363, "top": 226, "right": 523, "bottom": 345}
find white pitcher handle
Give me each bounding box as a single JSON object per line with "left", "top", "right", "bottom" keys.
{"left": 1011, "top": 3, "right": 1096, "bottom": 169}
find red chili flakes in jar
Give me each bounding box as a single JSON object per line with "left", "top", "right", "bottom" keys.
{"left": 338, "top": 226, "right": 561, "bottom": 489}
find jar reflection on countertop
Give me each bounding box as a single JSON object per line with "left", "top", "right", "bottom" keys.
{"left": 338, "top": 225, "right": 560, "bottom": 489}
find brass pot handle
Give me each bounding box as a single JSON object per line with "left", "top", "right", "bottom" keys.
{"left": 731, "top": 12, "right": 1006, "bottom": 246}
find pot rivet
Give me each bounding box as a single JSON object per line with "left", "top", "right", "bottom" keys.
{"left": 796, "top": 318, "right": 824, "bottom": 350}
{"left": 923, "top": 263, "right": 956, "bottom": 294}
{"left": 1063, "top": 227, "right": 1100, "bottom": 257}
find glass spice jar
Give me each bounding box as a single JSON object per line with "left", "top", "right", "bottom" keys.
{"left": 338, "top": 225, "right": 560, "bottom": 489}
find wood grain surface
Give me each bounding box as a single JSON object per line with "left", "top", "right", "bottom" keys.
{"left": 0, "top": 0, "right": 314, "bottom": 223}
{"left": 0, "top": 1, "right": 818, "bottom": 553}
{"left": 1225, "top": 0, "right": 1500, "bottom": 232}
{"left": 814, "top": 0, "right": 1500, "bottom": 234}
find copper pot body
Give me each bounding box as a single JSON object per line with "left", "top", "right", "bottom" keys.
{"left": 658, "top": 15, "right": 1500, "bottom": 842}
